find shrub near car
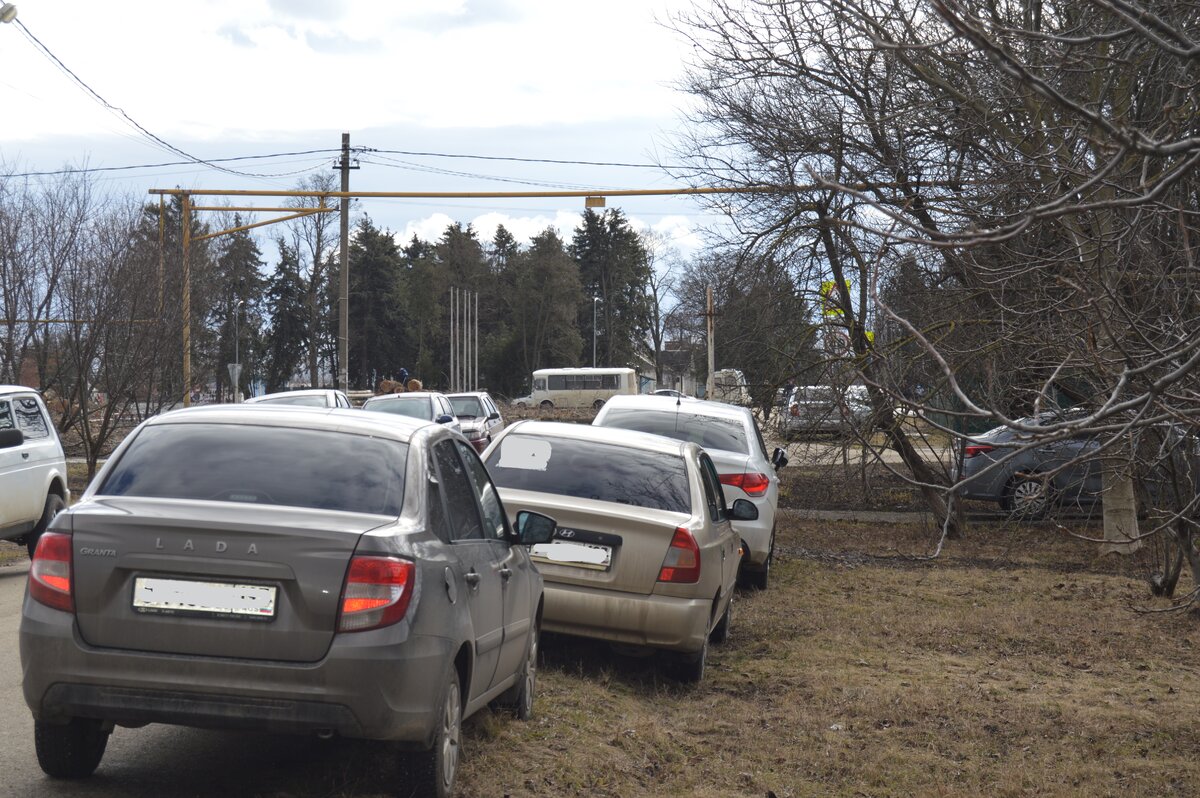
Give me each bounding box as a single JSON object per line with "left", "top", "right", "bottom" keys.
{"left": 483, "top": 421, "right": 745, "bottom": 682}
{"left": 20, "top": 405, "right": 554, "bottom": 796}
{"left": 593, "top": 394, "right": 787, "bottom": 590}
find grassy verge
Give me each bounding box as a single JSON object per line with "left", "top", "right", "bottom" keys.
{"left": 453, "top": 518, "right": 1200, "bottom": 797}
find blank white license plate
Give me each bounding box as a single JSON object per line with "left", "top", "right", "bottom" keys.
{"left": 132, "top": 577, "right": 277, "bottom": 620}
{"left": 530, "top": 540, "right": 612, "bottom": 571}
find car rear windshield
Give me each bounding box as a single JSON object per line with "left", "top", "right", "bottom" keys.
{"left": 597, "top": 408, "right": 748, "bottom": 454}
{"left": 449, "top": 396, "right": 484, "bottom": 418}
{"left": 485, "top": 433, "right": 691, "bottom": 514}
{"left": 99, "top": 423, "right": 408, "bottom": 515}
{"left": 257, "top": 394, "right": 327, "bottom": 407}
{"left": 363, "top": 397, "right": 432, "bottom": 420}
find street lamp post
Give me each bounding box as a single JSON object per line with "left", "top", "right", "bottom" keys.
{"left": 592, "top": 296, "right": 600, "bottom": 368}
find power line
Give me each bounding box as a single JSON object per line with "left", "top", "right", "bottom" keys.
{"left": 4, "top": 150, "right": 342, "bottom": 179}
{"left": 364, "top": 147, "right": 686, "bottom": 170}
{"left": 12, "top": 20, "right": 294, "bottom": 180}
{"left": 358, "top": 154, "right": 624, "bottom": 191}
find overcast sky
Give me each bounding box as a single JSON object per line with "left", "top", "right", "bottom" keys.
{"left": 0, "top": 0, "right": 722, "bottom": 255}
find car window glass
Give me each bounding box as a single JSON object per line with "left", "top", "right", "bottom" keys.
{"left": 260, "top": 395, "right": 327, "bottom": 407}
{"left": 14, "top": 397, "right": 50, "bottom": 440}
{"left": 597, "top": 408, "right": 748, "bottom": 454}
{"left": 426, "top": 481, "right": 450, "bottom": 543}
{"left": 699, "top": 454, "right": 728, "bottom": 522}
{"left": 750, "top": 417, "right": 770, "bottom": 460}
{"left": 457, "top": 441, "right": 507, "bottom": 540}
{"left": 486, "top": 434, "right": 691, "bottom": 513}
{"left": 99, "top": 423, "right": 407, "bottom": 515}
{"left": 363, "top": 396, "right": 433, "bottom": 420}
{"left": 0, "top": 399, "right": 12, "bottom": 430}
{"left": 432, "top": 440, "right": 484, "bottom": 541}
{"left": 450, "top": 396, "right": 483, "bottom": 417}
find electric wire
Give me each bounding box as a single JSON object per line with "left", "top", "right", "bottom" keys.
{"left": 12, "top": 20, "right": 304, "bottom": 180}
{"left": 364, "top": 147, "right": 684, "bottom": 170}
{"left": 5, "top": 150, "right": 342, "bottom": 179}
{"left": 358, "top": 154, "right": 628, "bottom": 191}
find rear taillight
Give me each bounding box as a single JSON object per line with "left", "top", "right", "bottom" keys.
{"left": 964, "top": 444, "right": 996, "bottom": 458}
{"left": 658, "top": 527, "right": 701, "bottom": 584}
{"left": 338, "top": 556, "right": 415, "bottom": 633}
{"left": 719, "top": 471, "right": 771, "bottom": 497}
{"left": 30, "top": 531, "right": 73, "bottom": 612}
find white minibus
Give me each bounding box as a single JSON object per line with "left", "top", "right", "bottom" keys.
{"left": 511, "top": 367, "right": 638, "bottom": 410}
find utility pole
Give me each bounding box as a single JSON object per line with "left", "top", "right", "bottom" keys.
{"left": 335, "top": 133, "right": 357, "bottom": 390}
{"left": 705, "top": 286, "right": 716, "bottom": 400}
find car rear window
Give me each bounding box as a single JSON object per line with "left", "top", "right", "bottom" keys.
{"left": 363, "top": 397, "right": 432, "bottom": 420}
{"left": 257, "top": 394, "right": 327, "bottom": 407}
{"left": 596, "top": 408, "right": 748, "bottom": 454}
{"left": 99, "top": 423, "right": 408, "bottom": 515}
{"left": 485, "top": 433, "right": 691, "bottom": 513}
{"left": 449, "top": 396, "right": 484, "bottom": 418}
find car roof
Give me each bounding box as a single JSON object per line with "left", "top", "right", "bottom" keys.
{"left": 502, "top": 419, "right": 691, "bottom": 457}
{"left": 245, "top": 388, "right": 339, "bottom": 403}
{"left": 0, "top": 384, "right": 42, "bottom": 395}
{"left": 446, "top": 392, "right": 492, "bottom": 399}
{"left": 141, "top": 404, "right": 430, "bottom": 443}
{"left": 363, "top": 391, "right": 441, "bottom": 402}
{"left": 602, "top": 393, "right": 750, "bottom": 422}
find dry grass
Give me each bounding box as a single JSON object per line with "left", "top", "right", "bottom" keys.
{"left": 453, "top": 517, "right": 1200, "bottom": 798}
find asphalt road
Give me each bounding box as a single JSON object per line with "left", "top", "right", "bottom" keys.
{"left": 0, "top": 556, "right": 402, "bottom": 798}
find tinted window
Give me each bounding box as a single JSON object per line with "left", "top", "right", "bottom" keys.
{"left": 100, "top": 423, "right": 407, "bottom": 515}
{"left": 699, "top": 454, "right": 728, "bottom": 523}
{"left": 363, "top": 396, "right": 432, "bottom": 420}
{"left": 0, "top": 400, "right": 12, "bottom": 430}
{"left": 486, "top": 434, "right": 691, "bottom": 514}
{"left": 432, "top": 440, "right": 484, "bottom": 541}
{"left": 14, "top": 397, "right": 50, "bottom": 439}
{"left": 449, "top": 397, "right": 484, "bottom": 418}
{"left": 597, "top": 408, "right": 748, "bottom": 454}
{"left": 458, "top": 441, "right": 507, "bottom": 540}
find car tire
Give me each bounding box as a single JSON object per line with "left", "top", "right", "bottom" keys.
{"left": 34, "top": 718, "right": 109, "bottom": 779}
{"left": 1003, "top": 474, "right": 1052, "bottom": 519}
{"left": 401, "top": 675, "right": 462, "bottom": 798}
{"left": 671, "top": 637, "right": 708, "bottom": 684}
{"left": 539, "top": 400, "right": 554, "bottom": 409}
{"left": 737, "top": 533, "right": 772, "bottom": 591}
{"left": 709, "top": 599, "right": 732, "bottom": 645}
{"left": 592, "top": 399, "right": 605, "bottom": 411}
{"left": 27, "top": 493, "right": 67, "bottom": 559}
{"left": 499, "top": 623, "right": 539, "bottom": 720}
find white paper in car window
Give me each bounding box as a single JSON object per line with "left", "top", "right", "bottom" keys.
{"left": 497, "top": 436, "right": 552, "bottom": 471}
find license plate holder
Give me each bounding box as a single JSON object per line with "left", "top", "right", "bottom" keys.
{"left": 132, "top": 577, "right": 277, "bottom": 621}
{"left": 530, "top": 540, "right": 612, "bottom": 571}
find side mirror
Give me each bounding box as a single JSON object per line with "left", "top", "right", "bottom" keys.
{"left": 730, "top": 498, "right": 759, "bottom": 521}
{"left": 771, "top": 446, "right": 789, "bottom": 470}
{"left": 515, "top": 510, "right": 557, "bottom": 545}
{"left": 436, "top": 414, "right": 456, "bottom": 425}
{"left": 0, "top": 428, "right": 23, "bottom": 449}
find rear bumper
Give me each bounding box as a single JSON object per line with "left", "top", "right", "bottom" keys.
{"left": 20, "top": 597, "right": 455, "bottom": 744}
{"left": 541, "top": 581, "right": 710, "bottom": 654}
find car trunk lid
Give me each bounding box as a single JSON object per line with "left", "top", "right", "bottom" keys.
{"left": 70, "top": 497, "right": 391, "bottom": 663}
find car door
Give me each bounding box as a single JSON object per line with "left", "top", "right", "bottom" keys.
{"left": 430, "top": 438, "right": 506, "bottom": 697}
{"left": 698, "top": 452, "right": 738, "bottom": 593}
{"left": 456, "top": 440, "right": 533, "bottom": 683}
{"left": 0, "top": 394, "right": 54, "bottom": 532}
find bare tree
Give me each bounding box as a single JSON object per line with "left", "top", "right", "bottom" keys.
{"left": 673, "top": 0, "right": 1200, "bottom": 573}
{"left": 284, "top": 173, "right": 339, "bottom": 388}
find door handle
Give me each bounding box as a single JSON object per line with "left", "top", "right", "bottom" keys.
{"left": 21, "top": 452, "right": 29, "bottom": 459}
{"left": 499, "top": 567, "right": 513, "bottom": 580}
{"left": 464, "top": 571, "right": 481, "bottom": 587}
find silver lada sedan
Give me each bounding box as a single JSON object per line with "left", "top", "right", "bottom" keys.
{"left": 20, "top": 404, "right": 555, "bottom": 797}
{"left": 483, "top": 421, "right": 750, "bottom": 682}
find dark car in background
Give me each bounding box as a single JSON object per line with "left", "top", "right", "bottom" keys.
{"left": 20, "top": 405, "right": 554, "bottom": 795}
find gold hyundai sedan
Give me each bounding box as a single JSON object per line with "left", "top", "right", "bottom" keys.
{"left": 483, "top": 421, "right": 751, "bottom": 682}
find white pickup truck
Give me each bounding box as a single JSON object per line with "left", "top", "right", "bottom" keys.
{"left": 0, "top": 386, "right": 69, "bottom": 556}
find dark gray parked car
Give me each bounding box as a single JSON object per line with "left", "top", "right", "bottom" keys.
{"left": 20, "top": 405, "right": 554, "bottom": 796}
{"left": 956, "top": 412, "right": 1200, "bottom": 519}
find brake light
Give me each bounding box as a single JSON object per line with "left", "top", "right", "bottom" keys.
{"left": 30, "top": 531, "right": 73, "bottom": 612}
{"left": 964, "top": 444, "right": 996, "bottom": 458}
{"left": 719, "top": 471, "right": 771, "bottom": 497}
{"left": 658, "top": 527, "right": 701, "bottom": 584}
{"left": 338, "top": 556, "right": 415, "bottom": 632}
